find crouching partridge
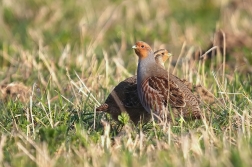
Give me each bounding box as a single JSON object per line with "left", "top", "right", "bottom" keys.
{"left": 96, "top": 49, "right": 172, "bottom": 124}
{"left": 132, "top": 41, "right": 201, "bottom": 121}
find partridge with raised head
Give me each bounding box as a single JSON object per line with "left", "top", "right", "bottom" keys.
{"left": 132, "top": 41, "right": 201, "bottom": 121}
{"left": 96, "top": 49, "right": 172, "bottom": 124}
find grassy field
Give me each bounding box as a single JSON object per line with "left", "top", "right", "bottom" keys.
{"left": 0, "top": 0, "right": 252, "bottom": 166}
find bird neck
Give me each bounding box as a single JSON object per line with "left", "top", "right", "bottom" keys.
{"left": 155, "top": 58, "right": 165, "bottom": 69}
{"left": 137, "top": 54, "right": 156, "bottom": 83}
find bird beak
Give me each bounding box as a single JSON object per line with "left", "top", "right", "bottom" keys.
{"left": 168, "top": 53, "right": 172, "bottom": 57}
{"left": 132, "top": 45, "right": 137, "bottom": 49}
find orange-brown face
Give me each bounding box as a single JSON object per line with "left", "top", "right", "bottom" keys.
{"left": 132, "top": 41, "right": 153, "bottom": 59}
{"left": 154, "top": 49, "right": 172, "bottom": 63}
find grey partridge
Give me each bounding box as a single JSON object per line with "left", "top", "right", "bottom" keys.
{"left": 132, "top": 41, "right": 201, "bottom": 121}
{"left": 96, "top": 49, "right": 172, "bottom": 124}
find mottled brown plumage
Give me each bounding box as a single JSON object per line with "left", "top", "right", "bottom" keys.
{"left": 133, "top": 41, "right": 201, "bottom": 121}
{"left": 96, "top": 49, "right": 171, "bottom": 124}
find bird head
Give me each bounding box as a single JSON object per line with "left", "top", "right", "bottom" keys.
{"left": 154, "top": 49, "right": 172, "bottom": 64}
{"left": 132, "top": 41, "right": 153, "bottom": 59}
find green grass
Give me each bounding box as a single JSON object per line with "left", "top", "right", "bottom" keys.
{"left": 0, "top": 0, "right": 252, "bottom": 166}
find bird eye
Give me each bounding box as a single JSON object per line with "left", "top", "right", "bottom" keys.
{"left": 141, "top": 45, "right": 144, "bottom": 48}
{"left": 162, "top": 53, "right": 164, "bottom": 55}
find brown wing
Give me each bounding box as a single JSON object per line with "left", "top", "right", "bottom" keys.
{"left": 115, "top": 76, "right": 142, "bottom": 108}
{"left": 123, "top": 83, "right": 143, "bottom": 108}
{"left": 141, "top": 76, "right": 186, "bottom": 115}
{"left": 168, "top": 74, "right": 201, "bottom": 118}
{"left": 96, "top": 76, "right": 135, "bottom": 113}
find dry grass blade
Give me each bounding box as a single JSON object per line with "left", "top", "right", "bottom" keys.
{"left": 172, "top": 41, "right": 186, "bottom": 75}
{"left": 0, "top": 135, "right": 7, "bottom": 164}
{"left": 39, "top": 50, "right": 62, "bottom": 92}
{"left": 16, "top": 142, "right": 37, "bottom": 164}
{"left": 74, "top": 71, "right": 101, "bottom": 106}
{"left": 200, "top": 46, "right": 218, "bottom": 59}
